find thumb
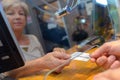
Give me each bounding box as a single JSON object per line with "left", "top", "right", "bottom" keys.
{"left": 53, "top": 51, "right": 70, "bottom": 59}
{"left": 91, "top": 43, "right": 111, "bottom": 59}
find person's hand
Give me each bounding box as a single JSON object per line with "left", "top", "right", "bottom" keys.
{"left": 40, "top": 51, "right": 70, "bottom": 73}
{"left": 90, "top": 40, "right": 120, "bottom": 69}
{"left": 94, "top": 68, "right": 120, "bottom": 80}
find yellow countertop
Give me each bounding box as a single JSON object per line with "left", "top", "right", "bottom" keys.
{"left": 19, "top": 46, "right": 104, "bottom": 80}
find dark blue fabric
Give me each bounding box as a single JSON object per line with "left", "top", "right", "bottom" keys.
{"left": 40, "top": 22, "right": 70, "bottom": 47}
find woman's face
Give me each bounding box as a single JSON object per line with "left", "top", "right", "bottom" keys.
{"left": 5, "top": 6, "right": 26, "bottom": 33}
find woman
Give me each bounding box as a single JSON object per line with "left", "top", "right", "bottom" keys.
{"left": 2, "top": 0, "right": 44, "bottom": 61}
{"left": 1, "top": 0, "right": 70, "bottom": 78}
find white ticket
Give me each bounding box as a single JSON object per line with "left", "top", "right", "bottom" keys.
{"left": 71, "top": 52, "right": 90, "bottom": 62}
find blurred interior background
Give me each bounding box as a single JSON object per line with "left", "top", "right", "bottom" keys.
{"left": 20, "top": 0, "right": 120, "bottom": 53}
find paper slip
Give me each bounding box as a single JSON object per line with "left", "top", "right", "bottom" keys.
{"left": 71, "top": 52, "right": 90, "bottom": 62}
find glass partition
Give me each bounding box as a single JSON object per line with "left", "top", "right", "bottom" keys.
{"left": 93, "top": 0, "right": 114, "bottom": 41}
{"left": 25, "top": 0, "right": 120, "bottom": 52}
{"left": 93, "top": 0, "right": 120, "bottom": 41}
{"left": 107, "top": 0, "right": 120, "bottom": 39}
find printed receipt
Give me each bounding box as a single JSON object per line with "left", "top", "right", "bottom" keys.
{"left": 71, "top": 52, "right": 90, "bottom": 62}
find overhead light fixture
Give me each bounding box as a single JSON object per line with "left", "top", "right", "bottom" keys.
{"left": 96, "top": 0, "right": 108, "bottom": 6}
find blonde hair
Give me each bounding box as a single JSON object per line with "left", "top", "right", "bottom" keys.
{"left": 1, "top": 0, "right": 29, "bottom": 16}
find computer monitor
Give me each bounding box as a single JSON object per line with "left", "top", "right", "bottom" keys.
{"left": 0, "top": 4, "right": 24, "bottom": 73}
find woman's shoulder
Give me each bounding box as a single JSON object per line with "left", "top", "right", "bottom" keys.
{"left": 25, "top": 34, "right": 40, "bottom": 44}
{"left": 25, "top": 34, "right": 41, "bottom": 45}
{"left": 26, "top": 34, "right": 38, "bottom": 40}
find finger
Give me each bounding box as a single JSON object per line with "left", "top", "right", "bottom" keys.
{"left": 53, "top": 51, "right": 70, "bottom": 59}
{"left": 103, "top": 55, "right": 116, "bottom": 69}
{"left": 59, "top": 59, "right": 71, "bottom": 66}
{"left": 110, "top": 60, "right": 120, "bottom": 69}
{"left": 91, "top": 43, "right": 111, "bottom": 59}
{"left": 53, "top": 48, "right": 66, "bottom": 53}
{"left": 52, "top": 57, "right": 70, "bottom": 67}
{"left": 96, "top": 56, "right": 107, "bottom": 66}
{"left": 55, "top": 66, "right": 64, "bottom": 73}
{"left": 53, "top": 48, "right": 60, "bottom": 51}
{"left": 90, "top": 58, "right": 96, "bottom": 62}
{"left": 55, "top": 59, "right": 70, "bottom": 73}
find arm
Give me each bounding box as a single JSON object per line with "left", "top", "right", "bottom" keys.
{"left": 94, "top": 68, "right": 120, "bottom": 80}
{"left": 5, "top": 58, "right": 45, "bottom": 78}
{"left": 6, "top": 51, "right": 70, "bottom": 78}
